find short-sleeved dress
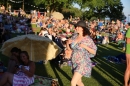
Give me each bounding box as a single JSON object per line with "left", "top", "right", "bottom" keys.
{"left": 70, "top": 34, "right": 97, "bottom": 77}
{"left": 126, "top": 28, "right": 130, "bottom": 54}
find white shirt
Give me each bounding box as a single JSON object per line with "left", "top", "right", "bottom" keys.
{"left": 47, "top": 34, "right": 52, "bottom": 40}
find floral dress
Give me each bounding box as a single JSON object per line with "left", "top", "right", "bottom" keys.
{"left": 70, "top": 34, "right": 97, "bottom": 77}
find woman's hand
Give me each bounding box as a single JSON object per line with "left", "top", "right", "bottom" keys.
{"left": 66, "top": 39, "right": 72, "bottom": 50}
{"left": 64, "top": 49, "right": 72, "bottom": 59}
{"left": 127, "top": 38, "right": 130, "bottom": 44}
{"left": 79, "top": 43, "right": 96, "bottom": 55}
{"left": 21, "top": 66, "right": 27, "bottom": 72}
{"left": 20, "top": 62, "right": 35, "bottom": 77}
{"left": 67, "top": 39, "right": 72, "bottom": 44}
{"left": 79, "top": 43, "right": 86, "bottom": 49}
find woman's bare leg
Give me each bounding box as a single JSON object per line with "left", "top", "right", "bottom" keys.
{"left": 77, "top": 78, "right": 84, "bottom": 86}
{"left": 3, "top": 82, "right": 11, "bottom": 86}
{"left": 124, "top": 54, "right": 130, "bottom": 86}
{"left": 0, "top": 72, "right": 13, "bottom": 86}
{"left": 71, "top": 72, "right": 83, "bottom": 86}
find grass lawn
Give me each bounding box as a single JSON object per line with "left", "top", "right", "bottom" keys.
{"left": 0, "top": 41, "right": 126, "bottom": 86}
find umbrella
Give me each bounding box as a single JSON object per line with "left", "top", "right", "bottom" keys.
{"left": 1, "top": 34, "right": 62, "bottom": 61}
{"left": 51, "top": 12, "right": 64, "bottom": 20}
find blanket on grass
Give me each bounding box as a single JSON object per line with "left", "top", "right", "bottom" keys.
{"left": 30, "top": 75, "right": 60, "bottom": 86}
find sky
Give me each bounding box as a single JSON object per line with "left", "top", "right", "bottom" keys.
{"left": 121, "top": 0, "right": 130, "bottom": 22}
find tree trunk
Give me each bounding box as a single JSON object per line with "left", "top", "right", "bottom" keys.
{"left": 6, "top": 0, "right": 8, "bottom": 10}
{"left": 22, "top": 0, "right": 24, "bottom": 10}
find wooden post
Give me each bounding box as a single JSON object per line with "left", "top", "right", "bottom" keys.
{"left": 22, "top": 0, "right": 24, "bottom": 10}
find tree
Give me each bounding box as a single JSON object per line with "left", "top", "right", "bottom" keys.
{"left": 80, "top": 0, "right": 124, "bottom": 20}
{"left": 1, "top": 0, "right": 124, "bottom": 21}
{"left": 33, "top": 0, "right": 71, "bottom": 14}
{"left": 62, "top": 6, "right": 83, "bottom": 18}
{"left": 105, "top": 1, "right": 124, "bottom": 20}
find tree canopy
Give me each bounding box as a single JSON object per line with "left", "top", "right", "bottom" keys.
{"left": 0, "top": 0, "right": 125, "bottom": 20}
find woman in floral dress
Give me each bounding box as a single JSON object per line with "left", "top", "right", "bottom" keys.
{"left": 66, "top": 21, "right": 97, "bottom": 86}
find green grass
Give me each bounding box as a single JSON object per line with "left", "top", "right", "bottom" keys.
{"left": 0, "top": 43, "right": 126, "bottom": 86}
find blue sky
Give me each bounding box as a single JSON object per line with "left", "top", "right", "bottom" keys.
{"left": 121, "top": 0, "right": 130, "bottom": 22}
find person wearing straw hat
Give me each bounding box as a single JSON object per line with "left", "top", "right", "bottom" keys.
{"left": 66, "top": 20, "right": 97, "bottom": 86}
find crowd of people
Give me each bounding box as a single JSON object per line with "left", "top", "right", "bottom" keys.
{"left": 0, "top": 4, "right": 130, "bottom": 86}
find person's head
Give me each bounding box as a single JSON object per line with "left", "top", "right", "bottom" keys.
{"left": 128, "top": 23, "right": 130, "bottom": 27}
{"left": 48, "top": 28, "right": 53, "bottom": 35}
{"left": 20, "top": 51, "right": 29, "bottom": 64}
{"left": 11, "top": 47, "right": 21, "bottom": 57}
{"left": 40, "top": 27, "right": 46, "bottom": 31}
{"left": 125, "top": 23, "right": 130, "bottom": 29}
{"left": 73, "top": 20, "right": 90, "bottom": 36}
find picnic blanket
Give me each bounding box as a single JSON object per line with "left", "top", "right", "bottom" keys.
{"left": 30, "top": 75, "right": 60, "bottom": 86}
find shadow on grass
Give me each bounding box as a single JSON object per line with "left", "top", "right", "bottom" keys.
{"left": 97, "top": 44, "right": 123, "bottom": 57}
{"left": 91, "top": 43, "right": 126, "bottom": 86}
{"left": 50, "top": 61, "right": 71, "bottom": 86}
{"left": 92, "top": 67, "right": 115, "bottom": 86}
{"left": 94, "top": 58, "right": 125, "bottom": 86}
{"left": 35, "top": 63, "right": 50, "bottom": 77}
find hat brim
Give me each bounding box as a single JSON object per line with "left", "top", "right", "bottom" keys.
{"left": 69, "top": 22, "right": 76, "bottom": 26}
{"left": 69, "top": 21, "right": 87, "bottom": 29}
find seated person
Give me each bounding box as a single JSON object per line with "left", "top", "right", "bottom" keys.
{"left": 0, "top": 51, "right": 35, "bottom": 86}
{"left": 116, "top": 32, "right": 124, "bottom": 44}
{"left": 7, "top": 47, "right": 21, "bottom": 73}
{"left": 102, "top": 36, "right": 109, "bottom": 44}
{"left": 31, "top": 17, "right": 36, "bottom": 23}
{"left": 38, "top": 27, "right": 48, "bottom": 37}
{"left": 116, "top": 53, "right": 126, "bottom": 63}
{"left": 95, "top": 31, "right": 102, "bottom": 44}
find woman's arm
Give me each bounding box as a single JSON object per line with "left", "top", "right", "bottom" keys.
{"left": 38, "top": 31, "right": 42, "bottom": 36}
{"left": 66, "top": 39, "right": 72, "bottom": 51}
{"left": 64, "top": 49, "right": 72, "bottom": 59}
{"left": 126, "top": 38, "right": 130, "bottom": 44}
{"left": 80, "top": 44, "right": 96, "bottom": 55}
{"left": 21, "top": 62, "right": 35, "bottom": 77}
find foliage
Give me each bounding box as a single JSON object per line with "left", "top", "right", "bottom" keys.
{"left": 90, "top": 17, "right": 97, "bottom": 21}
{"left": 82, "top": 0, "right": 124, "bottom": 20}
{"left": 33, "top": 0, "right": 70, "bottom": 13}
{"left": 0, "top": 0, "right": 125, "bottom": 20}
{"left": 62, "top": 7, "right": 83, "bottom": 18}
{"left": 105, "top": 1, "right": 124, "bottom": 20}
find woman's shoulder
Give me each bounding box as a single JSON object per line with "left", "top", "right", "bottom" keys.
{"left": 84, "top": 35, "right": 92, "bottom": 40}
{"left": 28, "top": 61, "right": 35, "bottom": 66}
